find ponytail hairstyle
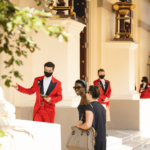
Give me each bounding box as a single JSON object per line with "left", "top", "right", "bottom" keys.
{"left": 88, "top": 85, "right": 100, "bottom": 99}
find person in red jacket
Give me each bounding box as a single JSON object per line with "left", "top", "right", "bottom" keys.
{"left": 11, "top": 62, "right": 62, "bottom": 123}
{"left": 139, "top": 76, "right": 150, "bottom": 99}
{"left": 93, "top": 69, "right": 111, "bottom": 121}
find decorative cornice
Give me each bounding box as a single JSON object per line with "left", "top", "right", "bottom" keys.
{"left": 105, "top": 41, "right": 139, "bottom": 51}
{"left": 138, "top": 20, "right": 150, "bottom": 32}
{"left": 97, "top": 0, "right": 113, "bottom": 12}
{"left": 51, "top": 18, "right": 86, "bottom": 31}
{"left": 39, "top": 15, "right": 86, "bottom": 24}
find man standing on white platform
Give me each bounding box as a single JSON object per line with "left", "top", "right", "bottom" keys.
{"left": 93, "top": 69, "right": 111, "bottom": 122}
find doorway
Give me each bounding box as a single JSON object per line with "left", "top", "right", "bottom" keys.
{"left": 73, "top": 0, "right": 87, "bottom": 81}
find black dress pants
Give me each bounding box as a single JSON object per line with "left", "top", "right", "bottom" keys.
{"left": 94, "top": 141, "right": 106, "bottom": 150}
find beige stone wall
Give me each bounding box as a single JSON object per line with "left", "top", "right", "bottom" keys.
{"left": 0, "top": 0, "right": 149, "bottom": 106}
{"left": 139, "top": 0, "right": 150, "bottom": 25}
{"left": 0, "top": 0, "right": 85, "bottom": 107}
{"left": 139, "top": 28, "right": 150, "bottom": 77}
{"left": 86, "top": 1, "right": 115, "bottom": 86}
{"left": 86, "top": 0, "right": 150, "bottom": 94}
{"left": 134, "top": 0, "right": 150, "bottom": 90}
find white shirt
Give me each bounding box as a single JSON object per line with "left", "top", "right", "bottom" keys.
{"left": 43, "top": 76, "right": 52, "bottom": 95}
{"left": 101, "top": 79, "right": 105, "bottom": 89}
{"left": 142, "top": 83, "right": 147, "bottom": 90}
{"left": 101, "top": 79, "right": 107, "bottom": 100}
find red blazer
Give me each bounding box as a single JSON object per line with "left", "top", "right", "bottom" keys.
{"left": 93, "top": 79, "right": 111, "bottom": 105}
{"left": 139, "top": 83, "right": 150, "bottom": 98}
{"left": 17, "top": 76, "right": 62, "bottom": 120}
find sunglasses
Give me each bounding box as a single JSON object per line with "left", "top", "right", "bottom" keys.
{"left": 73, "top": 86, "right": 83, "bottom": 90}
{"left": 86, "top": 91, "right": 90, "bottom": 94}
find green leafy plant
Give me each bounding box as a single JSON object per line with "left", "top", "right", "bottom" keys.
{"left": 0, "top": 0, "right": 69, "bottom": 87}
{"left": 0, "top": 130, "right": 5, "bottom": 147}
{"left": 35, "top": 0, "right": 55, "bottom": 8}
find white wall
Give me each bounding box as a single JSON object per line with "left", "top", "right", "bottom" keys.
{"left": 134, "top": 0, "right": 150, "bottom": 90}
{"left": 139, "top": 0, "right": 150, "bottom": 25}
{"left": 139, "top": 28, "right": 150, "bottom": 78}
{"left": 1, "top": 119, "right": 61, "bottom": 150}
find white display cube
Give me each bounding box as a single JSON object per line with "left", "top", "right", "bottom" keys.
{"left": 0, "top": 119, "right": 61, "bottom": 150}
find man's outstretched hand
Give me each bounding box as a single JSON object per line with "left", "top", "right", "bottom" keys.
{"left": 11, "top": 83, "right": 18, "bottom": 90}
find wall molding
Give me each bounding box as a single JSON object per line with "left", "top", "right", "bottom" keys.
{"left": 138, "top": 20, "right": 150, "bottom": 32}
{"left": 97, "top": 0, "right": 113, "bottom": 12}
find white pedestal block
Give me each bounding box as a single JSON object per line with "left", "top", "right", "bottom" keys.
{"left": 0, "top": 119, "right": 61, "bottom": 150}
{"left": 29, "top": 18, "right": 85, "bottom": 106}
{"left": 0, "top": 87, "right": 16, "bottom": 126}
{"left": 105, "top": 42, "right": 140, "bottom": 100}
{"left": 107, "top": 99, "right": 150, "bottom": 132}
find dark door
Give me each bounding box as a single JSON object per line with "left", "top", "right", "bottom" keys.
{"left": 73, "top": 0, "right": 87, "bottom": 81}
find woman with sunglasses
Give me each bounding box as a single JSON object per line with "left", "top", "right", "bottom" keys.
{"left": 73, "top": 80, "right": 89, "bottom": 123}
{"left": 76, "top": 85, "right": 106, "bottom": 150}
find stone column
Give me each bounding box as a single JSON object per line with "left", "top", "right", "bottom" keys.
{"left": 104, "top": 41, "right": 139, "bottom": 100}
{"left": 29, "top": 18, "right": 86, "bottom": 106}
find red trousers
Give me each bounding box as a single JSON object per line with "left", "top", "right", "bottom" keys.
{"left": 34, "top": 106, "right": 53, "bottom": 123}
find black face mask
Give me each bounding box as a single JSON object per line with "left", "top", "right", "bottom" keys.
{"left": 99, "top": 75, "right": 105, "bottom": 79}
{"left": 141, "top": 80, "right": 144, "bottom": 83}
{"left": 44, "top": 71, "right": 53, "bottom": 78}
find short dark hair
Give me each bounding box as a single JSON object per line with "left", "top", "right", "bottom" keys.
{"left": 88, "top": 85, "right": 100, "bottom": 99}
{"left": 143, "top": 76, "right": 148, "bottom": 83}
{"left": 44, "top": 62, "right": 55, "bottom": 70}
{"left": 98, "top": 69, "right": 105, "bottom": 74}
{"left": 75, "top": 80, "right": 87, "bottom": 90}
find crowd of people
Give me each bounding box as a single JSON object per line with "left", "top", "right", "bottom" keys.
{"left": 11, "top": 61, "right": 150, "bottom": 150}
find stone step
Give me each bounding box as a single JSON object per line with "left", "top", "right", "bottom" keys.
{"left": 107, "top": 129, "right": 141, "bottom": 149}
{"left": 107, "top": 129, "right": 150, "bottom": 150}
{"left": 143, "top": 145, "right": 150, "bottom": 150}
{"left": 113, "top": 140, "right": 150, "bottom": 150}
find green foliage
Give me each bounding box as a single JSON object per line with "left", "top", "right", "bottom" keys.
{"left": 0, "top": 0, "right": 68, "bottom": 87}
{"left": 0, "top": 130, "right": 5, "bottom": 137}
{"left": 0, "top": 130, "right": 5, "bottom": 147}
{"left": 35, "top": 0, "right": 54, "bottom": 8}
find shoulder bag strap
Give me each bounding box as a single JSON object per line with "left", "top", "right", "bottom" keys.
{"left": 89, "top": 104, "right": 93, "bottom": 108}
{"left": 80, "top": 114, "right": 84, "bottom": 121}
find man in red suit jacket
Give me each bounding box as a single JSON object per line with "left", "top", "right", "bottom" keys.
{"left": 93, "top": 69, "right": 111, "bottom": 121}
{"left": 11, "top": 62, "right": 62, "bottom": 123}
{"left": 139, "top": 76, "right": 150, "bottom": 98}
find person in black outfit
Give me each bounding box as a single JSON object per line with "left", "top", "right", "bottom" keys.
{"left": 73, "top": 80, "right": 89, "bottom": 123}
{"left": 76, "top": 85, "right": 106, "bottom": 150}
